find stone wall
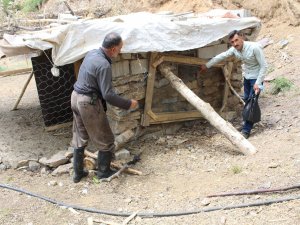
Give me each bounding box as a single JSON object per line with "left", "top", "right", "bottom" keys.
{"left": 106, "top": 44, "right": 243, "bottom": 136}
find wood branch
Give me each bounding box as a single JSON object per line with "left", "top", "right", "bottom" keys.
{"left": 122, "top": 211, "right": 138, "bottom": 225}
{"left": 0, "top": 68, "right": 32, "bottom": 77}
{"left": 83, "top": 157, "right": 96, "bottom": 170}
{"left": 92, "top": 218, "right": 120, "bottom": 225}
{"left": 63, "top": 1, "right": 75, "bottom": 15}
{"left": 114, "top": 129, "right": 135, "bottom": 151}
{"left": 207, "top": 184, "right": 300, "bottom": 198}
{"left": 12, "top": 71, "right": 34, "bottom": 111}
{"left": 84, "top": 150, "right": 142, "bottom": 175}
{"left": 225, "top": 78, "right": 245, "bottom": 106}
{"left": 101, "top": 164, "right": 129, "bottom": 182}
{"left": 158, "top": 63, "right": 257, "bottom": 155}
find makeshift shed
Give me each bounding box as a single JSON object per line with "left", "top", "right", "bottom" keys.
{"left": 0, "top": 10, "right": 261, "bottom": 147}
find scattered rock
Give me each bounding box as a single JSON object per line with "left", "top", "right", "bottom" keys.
{"left": 41, "top": 167, "right": 51, "bottom": 175}
{"left": 0, "top": 164, "right": 7, "bottom": 171}
{"left": 48, "top": 180, "right": 58, "bottom": 186}
{"left": 201, "top": 198, "right": 211, "bottom": 206}
{"left": 17, "top": 160, "right": 29, "bottom": 168}
{"left": 28, "top": 161, "right": 41, "bottom": 172}
{"left": 65, "top": 147, "right": 73, "bottom": 159}
{"left": 39, "top": 151, "right": 69, "bottom": 168}
{"left": 115, "top": 149, "right": 131, "bottom": 160}
{"left": 51, "top": 163, "right": 72, "bottom": 176}
{"left": 268, "top": 163, "right": 279, "bottom": 168}
{"left": 278, "top": 39, "right": 289, "bottom": 48}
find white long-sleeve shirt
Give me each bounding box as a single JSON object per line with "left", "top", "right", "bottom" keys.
{"left": 206, "top": 41, "right": 268, "bottom": 85}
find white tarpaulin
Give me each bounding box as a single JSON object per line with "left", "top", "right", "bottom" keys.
{"left": 0, "top": 10, "right": 261, "bottom": 66}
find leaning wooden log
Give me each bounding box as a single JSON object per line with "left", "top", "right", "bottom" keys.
{"left": 84, "top": 150, "right": 142, "bottom": 175}
{"left": 158, "top": 63, "right": 257, "bottom": 155}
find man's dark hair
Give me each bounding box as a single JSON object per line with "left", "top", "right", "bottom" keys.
{"left": 102, "top": 32, "right": 122, "bottom": 49}
{"left": 228, "top": 30, "right": 241, "bottom": 40}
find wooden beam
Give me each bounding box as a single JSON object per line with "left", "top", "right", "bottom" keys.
{"left": 0, "top": 68, "right": 32, "bottom": 77}
{"left": 147, "top": 110, "right": 202, "bottom": 124}
{"left": 161, "top": 54, "right": 225, "bottom": 67}
{"left": 141, "top": 52, "right": 159, "bottom": 126}
{"left": 220, "top": 62, "right": 233, "bottom": 113}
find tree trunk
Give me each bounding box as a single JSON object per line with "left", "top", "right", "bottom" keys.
{"left": 158, "top": 64, "right": 256, "bottom": 155}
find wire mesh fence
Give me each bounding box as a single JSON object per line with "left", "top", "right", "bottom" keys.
{"left": 31, "top": 51, "right": 75, "bottom": 127}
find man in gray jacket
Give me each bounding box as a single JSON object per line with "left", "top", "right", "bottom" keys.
{"left": 71, "top": 32, "right": 138, "bottom": 183}
{"left": 200, "top": 30, "right": 267, "bottom": 139}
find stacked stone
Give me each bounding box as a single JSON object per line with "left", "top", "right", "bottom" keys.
{"left": 107, "top": 53, "right": 149, "bottom": 135}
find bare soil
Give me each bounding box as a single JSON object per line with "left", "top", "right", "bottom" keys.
{"left": 1, "top": 2, "right": 300, "bottom": 225}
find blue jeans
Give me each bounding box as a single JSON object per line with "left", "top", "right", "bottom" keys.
{"left": 242, "top": 78, "right": 257, "bottom": 134}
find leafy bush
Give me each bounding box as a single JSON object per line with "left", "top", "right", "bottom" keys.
{"left": 269, "top": 77, "right": 293, "bottom": 95}
{"left": 22, "top": 0, "right": 44, "bottom": 12}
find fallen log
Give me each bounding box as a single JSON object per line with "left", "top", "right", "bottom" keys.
{"left": 158, "top": 63, "right": 256, "bottom": 155}
{"left": 84, "top": 150, "right": 142, "bottom": 176}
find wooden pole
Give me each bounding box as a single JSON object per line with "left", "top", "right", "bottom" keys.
{"left": 12, "top": 71, "right": 34, "bottom": 111}
{"left": 158, "top": 64, "right": 257, "bottom": 155}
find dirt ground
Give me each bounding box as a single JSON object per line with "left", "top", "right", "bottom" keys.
{"left": 1, "top": 4, "right": 300, "bottom": 225}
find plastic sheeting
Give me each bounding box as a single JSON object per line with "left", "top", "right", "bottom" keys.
{"left": 0, "top": 10, "right": 261, "bottom": 66}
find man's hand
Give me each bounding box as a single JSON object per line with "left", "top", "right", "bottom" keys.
{"left": 200, "top": 64, "right": 208, "bottom": 73}
{"left": 129, "top": 99, "right": 138, "bottom": 109}
{"left": 253, "top": 84, "right": 260, "bottom": 95}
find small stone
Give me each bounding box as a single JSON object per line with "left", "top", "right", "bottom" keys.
{"left": 0, "top": 164, "right": 7, "bottom": 171}
{"left": 29, "top": 161, "right": 41, "bottom": 172}
{"left": 201, "top": 198, "right": 211, "bottom": 206}
{"left": 51, "top": 163, "right": 73, "bottom": 176}
{"left": 17, "top": 160, "right": 29, "bottom": 168}
{"left": 268, "top": 163, "right": 279, "bottom": 168}
{"left": 81, "top": 189, "right": 88, "bottom": 195}
{"left": 124, "top": 198, "right": 132, "bottom": 203}
{"left": 114, "top": 149, "right": 131, "bottom": 160}
{"left": 0, "top": 157, "right": 2, "bottom": 164}
{"left": 41, "top": 167, "right": 50, "bottom": 175}
{"left": 58, "top": 182, "right": 64, "bottom": 187}
{"left": 48, "top": 180, "right": 58, "bottom": 186}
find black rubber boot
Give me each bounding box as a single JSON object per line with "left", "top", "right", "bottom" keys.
{"left": 73, "top": 148, "right": 88, "bottom": 183}
{"left": 97, "top": 151, "right": 116, "bottom": 179}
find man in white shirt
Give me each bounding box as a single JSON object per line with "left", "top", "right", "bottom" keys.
{"left": 200, "top": 30, "right": 268, "bottom": 138}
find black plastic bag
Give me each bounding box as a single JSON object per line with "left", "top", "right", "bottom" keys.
{"left": 242, "top": 94, "right": 261, "bottom": 123}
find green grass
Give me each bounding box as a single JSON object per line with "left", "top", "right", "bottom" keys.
{"left": 269, "top": 77, "right": 293, "bottom": 95}
{"left": 231, "top": 165, "right": 242, "bottom": 174}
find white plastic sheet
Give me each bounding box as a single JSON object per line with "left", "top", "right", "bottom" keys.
{"left": 0, "top": 10, "right": 261, "bottom": 66}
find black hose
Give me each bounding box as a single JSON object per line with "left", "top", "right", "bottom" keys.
{"left": 1, "top": 183, "right": 300, "bottom": 218}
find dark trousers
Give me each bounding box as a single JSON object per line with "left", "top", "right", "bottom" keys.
{"left": 242, "top": 78, "right": 257, "bottom": 134}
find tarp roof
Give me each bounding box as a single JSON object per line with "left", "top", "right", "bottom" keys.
{"left": 0, "top": 9, "right": 261, "bottom": 66}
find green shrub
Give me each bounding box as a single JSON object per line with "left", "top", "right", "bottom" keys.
{"left": 231, "top": 165, "right": 242, "bottom": 174}
{"left": 269, "top": 77, "right": 293, "bottom": 95}
{"left": 22, "top": 0, "right": 44, "bottom": 12}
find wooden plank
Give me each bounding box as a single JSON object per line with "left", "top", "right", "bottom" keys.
{"left": 141, "top": 52, "right": 159, "bottom": 126}
{"left": 161, "top": 54, "right": 225, "bottom": 67}
{"left": 148, "top": 110, "right": 203, "bottom": 124}
{"left": 0, "top": 68, "right": 32, "bottom": 77}
{"left": 220, "top": 62, "right": 233, "bottom": 113}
